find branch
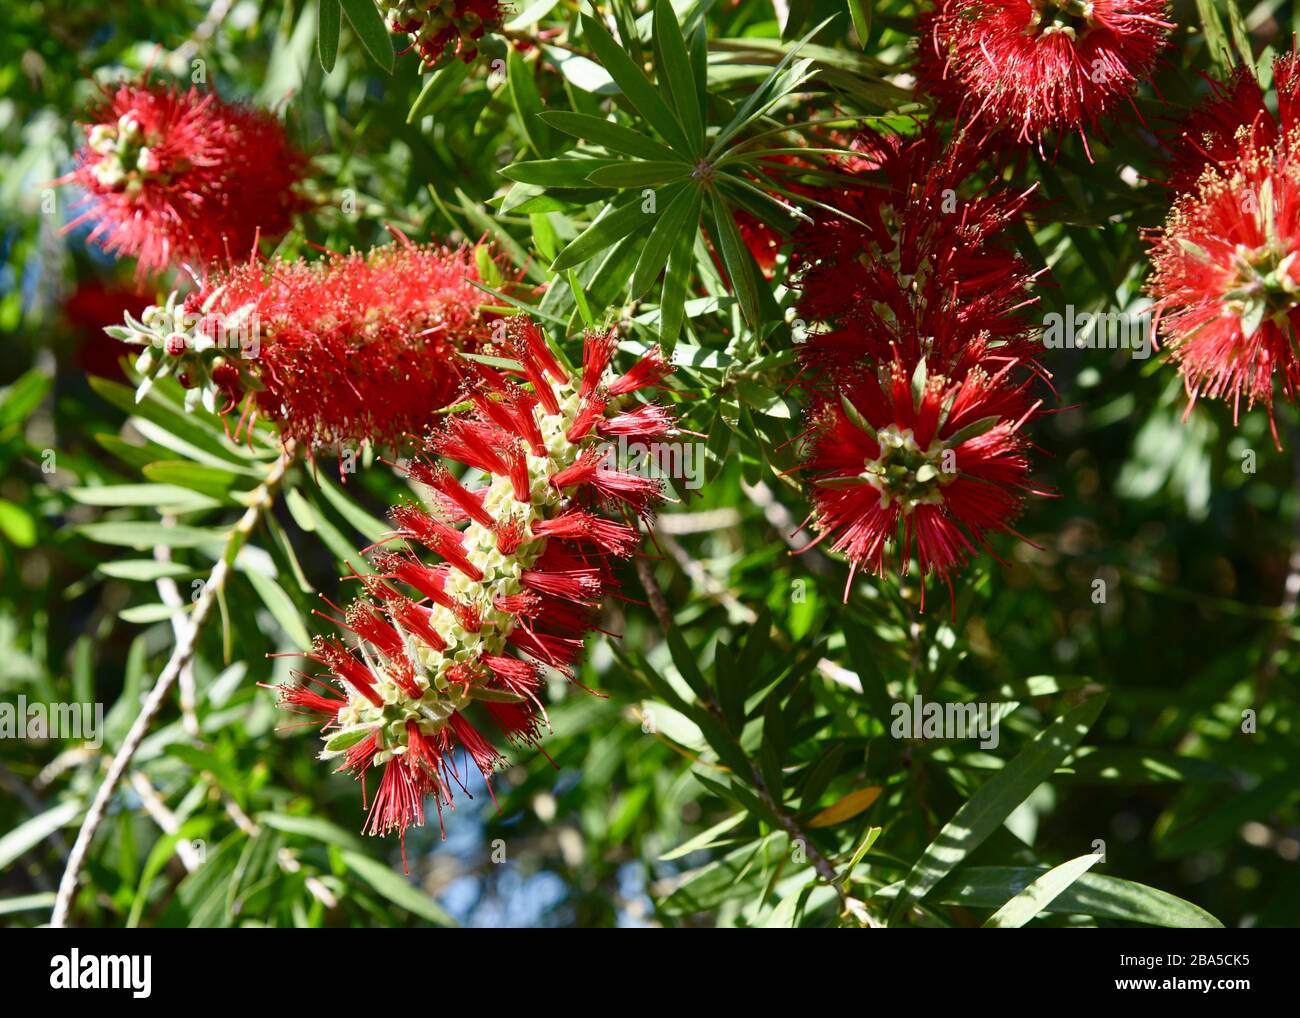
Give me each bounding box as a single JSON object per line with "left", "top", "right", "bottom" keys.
{"left": 50, "top": 442, "right": 294, "bottom": 928}
{"left": 155, "top": 518, "right": 200, "bottom": 738}
{"left": 633, "top": 552, "right": 848, "bottom": 903}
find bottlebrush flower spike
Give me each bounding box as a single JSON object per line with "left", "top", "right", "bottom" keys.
{"left": 790, "top": 127, "right": 1042, "bottom": 381}
{"left": 384, "top": 0, "right": 507, "bottom": 65}
{"left": 272, "top": 319, "right": 677, "bottom": 854}
{"left": 799, "top": 354, "right": 1043, "bottom": 607}
{"left": 1164, "top": 51, "right": 1300, "bottom": 194}
{"left": 111, "top": 240, "right": 498, "bottom": 447}
{"left": 1147, "top": 130, "right": 1300, "bottom": 444}
{"left": 916, "top": 0, "right": 1173, "bottom": 155}
{"left": 60, "top": 80, "right": 308, "bottom": 279}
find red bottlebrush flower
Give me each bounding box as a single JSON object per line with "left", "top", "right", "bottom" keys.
{"left": 271, "top": 320, "right": 676, "bottom": 850}
{"left": 790, "top": 127, "right": 1042, "bottom": 381}
{"left": 1148, "top": 130, "right": 1300, "bottom": 442}
{"left": 119, "top": 239, "right": 497, "bottom": 447}
{"left": 1164, "top": 52, "right": 1300, "bottom": 194}
{"left": 60, "top": 80, "right": 308, "bottom": 279}
{"left": 916, "top": 0, "right": 1173, "bottom": 153}
{"left": 385, "top": 0, "right": 508, "bottom": 66}
{"left": 799, "top": 355, "right": 1042, "bottom": 605}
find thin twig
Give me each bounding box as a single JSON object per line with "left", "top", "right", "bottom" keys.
{"left": 129, "top": 772, "right": 201, "bottom": 872}
{"left": 633, "top": 553, "right": 848, "bottom": 902}
{"left": 155, "top": 518, "right": 200, "bottom": 738}
{"left": 51, "top": 443, "right": 294, "bottom": 928}
{"left": 652, "top": 526, "right": 861, "bottom": 693}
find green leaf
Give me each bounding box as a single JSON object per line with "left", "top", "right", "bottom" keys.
{"left": 658, "top": 203, "right": 696, "bottom": 353}
{"left": 539, "top": 111, "right": 684, "bottom": 163}
{"left": 0, "top": 893, "right": 57, "bottom": 917}
{"left": 982, "top": 853, "right": 1102, "bottom": 928}
{"left": 550, "top": 192, "right": 673, "bottom": 272}
{"left": 142, "top": 461, "right": 243, "bottom": 501}
{"left": 0, "top": 368, "right": 51, "bottom": 427}
{"left": 339, "top": 0, "right": 394, "bottom": 72}
{"left": 67, "top": 483, "right": 219, "bottom": 510}
{"left": 78, "top": 521, "right": 225, "bottom": 550}
{"left": 653, "top": 0, "right": 704, "bottom": 152}
{"left": 888, "top": 693, "right": 1108, "bottom": 925}
{"left": 312, "top": 473, "right": 388, "bottom": 543}
{"left": 709, "top": 194, "right": 761, "bottom": 327}
{"left": 342, "top": 850, "right": 457, "bottom": 925}
{"left": 0, "top": 800, "right": 80, "bottom": 870}
{"left": 586, "top": 161, "right": 692, "bottom": 188}
{"left": 846, "top": 0, "right": 871, "bottom": 48}
{"left": 665, "top": 626, "right": 713, "bottom": 703}
{"left": 1225, "top": 0, "right": 1252, "bottom": 66}
{"left": 241, "top": 567, "right": 313, "bottom": 651}
{"left": 407, "top": 60, "right": 468, "bottom": 123}
{"left": 630, "top": 182, "right": 700, "bottom": 301}
{"left": 98, "top": 559, "right": 195, "bottom": 582}
{"left": 509, "top": 48, "right": 551, "bottom": 156}
{"left": 317, "top": 0, "right": 340, "bottom": 73}
{"left": 1155, "top": 770, "right": 1300, "bottom": 857}
{"left": 261, "top": 812, "right": 366, "bottom": 850}
{"left": 502, "top": 158, "right": 622, "bottom": 187}
{"left": 89, "top": 376, "right": 262, "bottom": 473}
{"left": 1056, "top": 747, "right": 1232, "bottom": 785}
{"left": 579, "top": 11, "right": 691, "bottom": 152}
{"left": 120, "top": 603, "right": 188, "bottom": 624}
{"left": 710, "top": 20, "right": 828, "bottom": 157}
{"left": 1195, "top": 0, "right": 1233, "bottom": 69}
{"left": 0, "top": 499, "right": 37, "bottom": 547}
{"left": 930, "top": 867, "right": 1223, "bottom": 928}
{"left": 659, "top": 813, "right": 745, "bottom": 861}
{"left": 506, "top": 0, "right": 560, "bottom": 29}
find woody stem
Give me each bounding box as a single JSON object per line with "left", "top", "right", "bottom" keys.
{"left": 50, "top": 442, "right": 295, "bottom": 928}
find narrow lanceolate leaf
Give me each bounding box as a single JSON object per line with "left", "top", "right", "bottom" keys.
{"left": 981, "top": 853, "right": 1102, "bottom": 928}
{"left": 631, "top": 185, "right": 700, "bottom": 299}
{"left": 710, "top": 19, "right": 830, "bottom": 157}
{"left": 658, "top": 207, "right": 696, "bottom": 353}
{"left": 932, "top": 867, "right": 1223, "bottom": 928}
{"left": 407, "top": 61, "right": 468, "bottom": 123}
{"left": 342, "top": 850, "right": 457, "bottom": 926}
{"left": 78, "top": 521, "right": 226, "bottom": 550}
{"left": 579, "top": 11, "right": 691, "bottom": 152}
{"left": 1195, "top": 0, "right": 1232, "bottom": 69}
{"left": 317, "top": 0, "right": 340, "bottom": 72}
{"left": 502, "top": 158, "right": 623, "bottom": 187}
{"left": 846, "top": 0, "right": 871, "bottom": 48}
{"left": 539, "top": 111, "right": 683, "bottom": 163}
{"left": 888, "top": 694, "right": 1108, "bottom": 925}
{"left": 241, "top": 568, "right": 312, "bottom": 651}
{"left": 550, "top": 190, "right": 680, "bottom": 272}
{"left": 142, "top": 461, "right": 243, "bottom": 501}
{"left": 653, "top": 0, "right": 704, "bottom": 152}
{"left": 0, "top": 800, "right": 81, "bottom": 870}
{"left": 508, "top": 48, "right": 551, "bottom": 156}
{"left": 709, "top": 194, "right": 762, "bottom": 327}
{"left": 98, "top": 559, "right": 195, "bottom": 582}
{"left": 586, "top": 161, "right": 692, "bottom": 188}
{"left": 1224, "top": 0, "right": 1252, "bottom": 68}
{"left": 67, "top": 483, "right": 218, "bottom": 510}
{"left": 339, "top": 0, "right": 394, "bottom": 72}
